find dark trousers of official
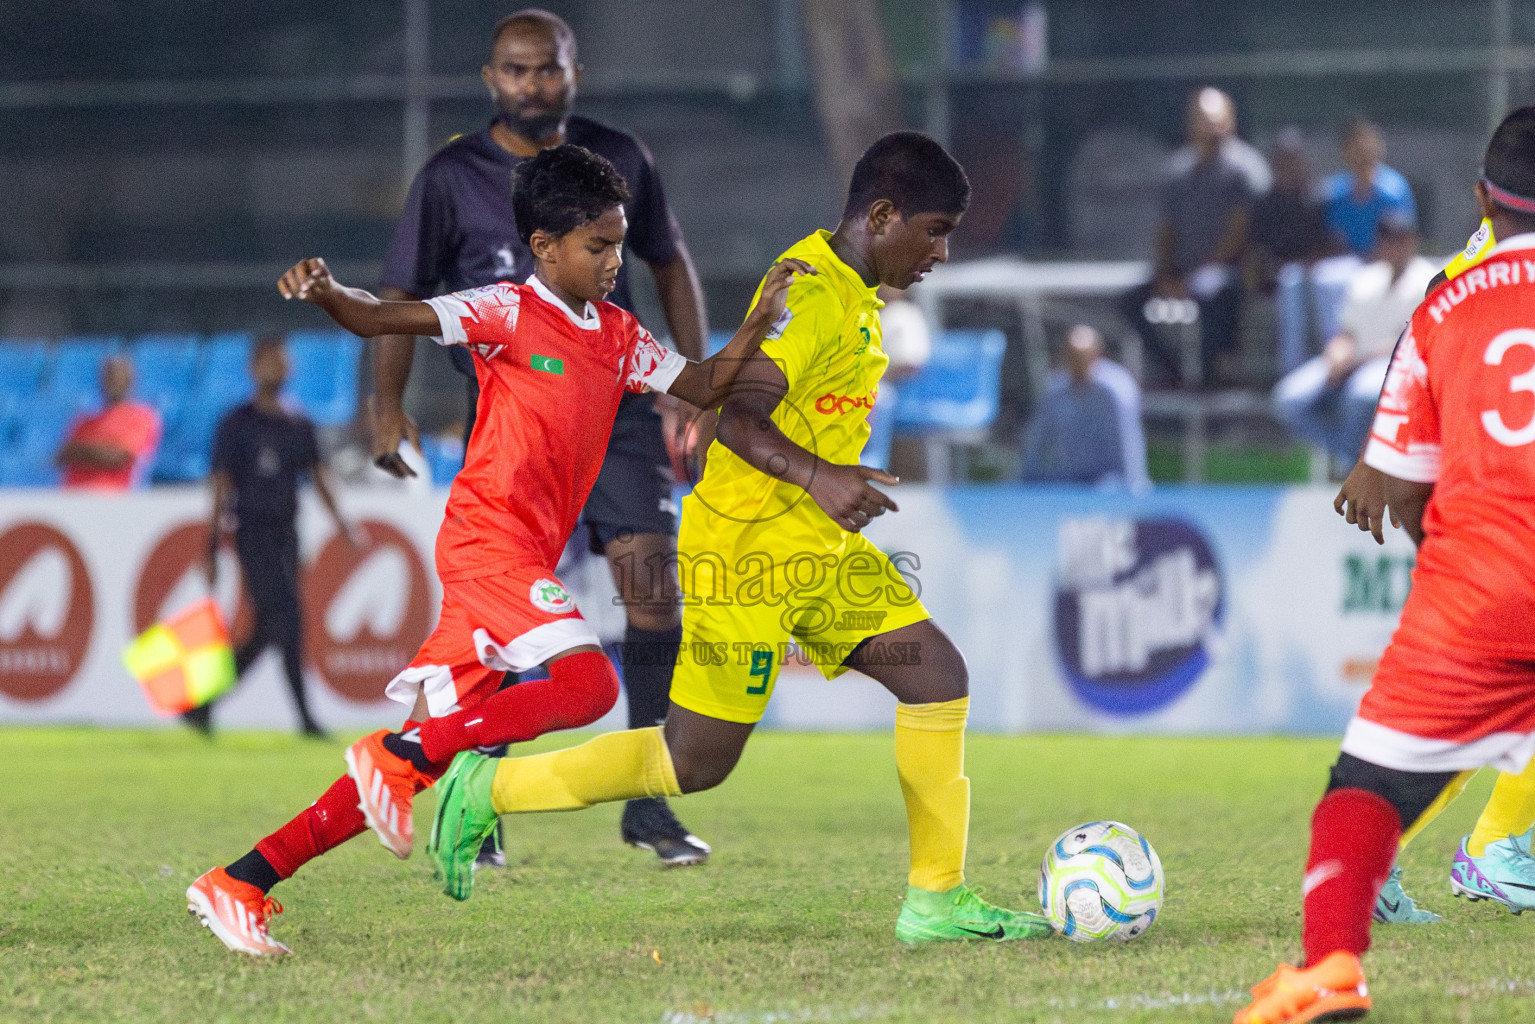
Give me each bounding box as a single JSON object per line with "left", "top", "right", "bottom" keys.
{"left": 1121, "top": 282, "right": 1243, "bottom": 386}
{"left": 234, "top": 524, "right": 320, "bottom": 731}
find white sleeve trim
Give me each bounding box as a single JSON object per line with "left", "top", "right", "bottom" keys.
{"left": 424, "top": 293, "right": 475, "bottom": 347}
{"left": 643, "top": 348, "right": 689, "bottom": 395}
{"left": 1362, "top": 437, "right": 1441, "bottom": 483}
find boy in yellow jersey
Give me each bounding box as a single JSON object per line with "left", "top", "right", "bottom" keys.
{"left": 427, "top": 132, "right": 1052, "bottom": 944}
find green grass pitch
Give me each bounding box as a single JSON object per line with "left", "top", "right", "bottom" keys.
{"left": 4, "top": 727, "right": 1534, "bottom": 1023}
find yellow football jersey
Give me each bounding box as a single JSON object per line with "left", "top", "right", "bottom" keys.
{"left": 687, "top": 229, "right": 889, "bottom": 554}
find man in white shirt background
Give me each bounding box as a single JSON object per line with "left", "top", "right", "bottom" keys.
{"left": 1273, "top": 212, "right": 1435, "bottom": 473}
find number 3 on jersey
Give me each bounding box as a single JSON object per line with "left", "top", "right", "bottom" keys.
{"left": 1482, "top": 328, "right": 1535, "bottom": 447}
{"left": 746, "top": 649, "right": 774, "bottom": 695}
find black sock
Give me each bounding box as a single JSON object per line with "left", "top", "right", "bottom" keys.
{"left": 621, "top": 625, "right": 682, "bottom": 729}
{"left": 225, "top": 849, "right": 281, "bottom": 894}
{"left": 381, "top": 726, "right": 437, "bottom": 773}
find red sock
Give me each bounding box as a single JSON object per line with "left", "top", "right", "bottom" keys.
{"left": 1301, "top": 787, "right": 1401, "bottom": 965}
{"left": 254, "top": 722, "right": 443, "bottom": 879}
{"left": 418, "top": 650, "right": 619, "bottom": 765}
{"left": 254, "top": 773, "right": 369, "bottom": 879}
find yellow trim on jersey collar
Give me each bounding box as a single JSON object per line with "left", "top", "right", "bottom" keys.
{"left": 805, "top": 229, "right": 884, "bottom": 306}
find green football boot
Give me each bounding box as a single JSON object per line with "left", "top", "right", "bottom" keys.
{"left": 428, "top": 750, "right": 500, "bottom": 901}
{"left": 895, "top": 883, "right": 1053, "bottom": 944}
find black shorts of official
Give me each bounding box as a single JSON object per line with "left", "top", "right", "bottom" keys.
{"left": 581, "top": 392, "right": 678, "bottom": 554}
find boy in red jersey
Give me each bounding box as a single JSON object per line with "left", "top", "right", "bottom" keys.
{"left": 1237, "top": 106, "right": 1535, "bottom": 1024}
{"left": 186, "top": 144, "right": 810, "bottom": 956}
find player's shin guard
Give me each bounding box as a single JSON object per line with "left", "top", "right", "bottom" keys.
{"left": 417, "top": 651, "right": 620, "bottom": 766}
{"left": 895, "top": 697, "right": 970, "bottom": 892}
{"left": 1301, "top": 787, "right": 1401, "bottom": 965}
{"left": 250, "top": 773, "right": 371, "bottom": 883}
{"left": 490, "top": 726, "right": 680, "bottom": 814}
{"left": 1468, "top": 758, "right": 1535, "bottom": 857}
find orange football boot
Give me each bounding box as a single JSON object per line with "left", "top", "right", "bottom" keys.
{"left": 1234, "top": 951, "right": 1370, "bottom": 1024}
{"left": 345, "top": 729, "right": 431, "bottom": 859}
{"left": 186, "top": 867, "right": 289, "bottom": 956}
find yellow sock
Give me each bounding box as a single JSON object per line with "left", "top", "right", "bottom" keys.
{"left": 1468, "top": 758, "right": 1535, "bottom": 856}
{"left": 895, "top": 696, "right": 970, "bottom": 892}
{"left": 1399, "top": 768, "right": 1476, "bottom": 850}
{"left": 490, "top": 726, "right": 680, "bottom": 814}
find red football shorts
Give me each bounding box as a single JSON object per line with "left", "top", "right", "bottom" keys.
{"left": 383, "top": 567, "right": 600, "bottom": 717}
{"left": 1342, "top": 630, "right": 1535, "bottom": 774}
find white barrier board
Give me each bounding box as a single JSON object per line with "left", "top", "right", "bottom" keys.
{"left": 0, "top": 485, "right": 1409, "bottom": 734}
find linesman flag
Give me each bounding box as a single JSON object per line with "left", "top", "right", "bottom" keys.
{"left": 123, "top": 598, "right": 236, "bottom": 715}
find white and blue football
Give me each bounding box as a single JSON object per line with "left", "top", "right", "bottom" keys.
{"left": 1037, "top": 820, "right": 1164, "bottom": 942}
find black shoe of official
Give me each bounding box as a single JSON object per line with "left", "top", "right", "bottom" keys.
{"left": 621, "top": 797, "right": 710, "bottom": 867}
{"left": 181, "top": 704, "right": 213, "bottom": 737}
{"left": 475, "top": 819, "right": 507, "bottom": 869}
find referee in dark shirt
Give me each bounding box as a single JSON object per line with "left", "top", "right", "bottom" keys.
{"left": 372, "top": 9, "right": 711, "bottom": 866}
{"left": 190, "top": 337, "right": 354, "bottom": 738}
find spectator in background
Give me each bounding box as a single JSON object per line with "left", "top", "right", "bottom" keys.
{"left": 1042, "top": 325, "right": 1150, "bottom": 492}
{"left": 1123, "top": 87, "right": 1271, "bottom": 386}
{"left": 55, "top": 354, "right": 161, "bottom": 489}
{"left": 1324, "top": 120, "right": 1417, "bottom": 259}
{"left": 863, "top": 291, "right": 932, "bottom": 471}
{"left": 188, "top": 337, "right": 353, "bottom": 738}
{"left": 1022, "top": 325, "right": 1126, "bottom": 485}
{"left": 1248, "top": 128, "right": 1348, "bottom": 373}
{"left": 1273, "top": 213, "right": 1435, "bottom": 472}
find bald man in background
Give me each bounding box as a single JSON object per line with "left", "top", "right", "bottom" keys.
{"left": 56, "top": 355, "right": 162, "bottom": 489}
{"left": 1122, "top": 87, "right": 1270, "bottom": 386}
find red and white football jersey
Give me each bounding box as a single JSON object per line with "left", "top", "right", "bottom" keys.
{"left": 423, "top": 275, "right": 685, "bottom": 582}
{"left": 1364, "top": 233, "right": 1535, "bottom": 658}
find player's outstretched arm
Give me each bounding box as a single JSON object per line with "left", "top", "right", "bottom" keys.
{"left": 277, "top": 258, "right": 440, "bottom": 339}
{"left": 714, "top": 351, "right": 898, "bottom": 534}
{"left": 663, "top": 259, "right": 815, "bottom": 410}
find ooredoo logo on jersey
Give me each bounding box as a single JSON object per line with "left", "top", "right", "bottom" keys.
{"left": 0, "top": 522, "right": 95, "bottom": 701}
{"left": 1052, "top": 516, "right": 1223, "bottom": 716}
{"left": 305, "top": 521, "right": 432, "bottom": 703}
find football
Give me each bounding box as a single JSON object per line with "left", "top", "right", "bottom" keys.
{"left": 1038, "top": 820, "right": 1164, "bottom": 942}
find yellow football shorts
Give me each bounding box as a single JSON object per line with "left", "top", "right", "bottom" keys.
{"left": 669, "top": 529, "right": 931, "bottom": 724}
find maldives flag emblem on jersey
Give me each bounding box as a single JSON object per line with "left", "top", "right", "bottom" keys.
{"left": 530, "top": 354, "right": 564, "bottom": 375}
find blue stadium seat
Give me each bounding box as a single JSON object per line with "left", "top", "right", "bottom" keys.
{"left": 153, "top": 333, "right": 253, "bottom": 482}
{"left": 0, "top": 338, "right": 49, "bottom": 394}
{"left": 201, "top": 332, "right": 254, "bottom": 401}
{"left": 893, "top": 330, "right": 1007, "bottom": 434}
{"left": 129, "top": 335, "right": 202, "bottom": 484}
{"left": 45, "top": 337, "right": 123, "bottom": 410}
{"left": 130, "top": 333, "right": 201, "bottom": 419}
{"left": 420, "top": 433, "right": 465, "bottom": 484}
{"left": 286, "top": 329, "right": 362, "bottom": 427}
{"left": 893, "top": 329, "right": 1007, "bottom": 482}
{"left": 0, "top": 401, "right": 77, "bottom": 487}
{"left": 0, "top": 339, "right": 50, "bottom": 456}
